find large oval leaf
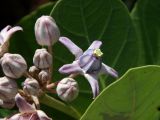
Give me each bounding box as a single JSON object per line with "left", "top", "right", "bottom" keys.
{"left": 131, "top": 0, "right": 160, "bottom": 64}
{"left": 81, "top": 65, "right": 160, "bottom": 120}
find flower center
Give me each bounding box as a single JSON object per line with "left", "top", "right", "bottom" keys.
{"left": 93, "top": 49, "right": 103, "bottom": 57}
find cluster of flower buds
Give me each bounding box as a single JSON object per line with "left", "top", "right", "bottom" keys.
{"left": 21, "top": 16, "right": 60, "bottom": 100}
{"left": 0, "top": 15, "right": 80, "bottom": 120}
{"left": 33, "top": 16, "right": 79, "bottom": 102}
{"left": 0, "top": 15, "right": 61, "bottom": 119}
{"left": 0, "top": 26, "right": 26, "bottom": 109}
{"left": 0, "top": 14, "right": 119, "bottom": 120}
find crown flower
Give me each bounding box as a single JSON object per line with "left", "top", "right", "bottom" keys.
{"left": 59, "top": 37, "right": 118, "bottom": 98}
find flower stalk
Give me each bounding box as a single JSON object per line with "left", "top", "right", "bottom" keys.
{"left": 40, "top": 94, "right": 81, "bottom": 119}
{"left": 48, "top": 45, "right": 53, "bottom": 83}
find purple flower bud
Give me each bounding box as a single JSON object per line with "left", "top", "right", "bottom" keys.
{"left": 23, "top": 78, "right": 40, "bottom": 96}
{"left": 35, "top": 15, "right": 60, "bottom": 46}
{"left": 38, "top": 69, "right": 49, "bottom": 83}
{"left": 0, "top": 76, "right": 17, "bottom": 100}
{"left": 56, "top": 78, "right": 79, "bottom": 102}
{"left": 33, "top": 48, "right": 52, "bottom": 69}
{"left": 29, "top": 66, "right": 40, "bottom": 77}
{"left": 0, "top": 53, "right": 27, "bottom": 79}
{"left": 0, "top": 99, "right": 15, "bottom": 109}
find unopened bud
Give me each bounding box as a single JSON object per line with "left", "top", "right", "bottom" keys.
{"left": 56, "top": 78, "right": 79, "bottom": 102}
{"left": 33, "top": 48, "right": 52, "bottom": 69}
{"left": 23, "top": 78, "right": 40, "bottom": 96}
{"left": 29, "top": 66, "right": 40, "bottom": 77}
{"left": 0, "top": 99, "right": 15, "bottom": 109}
{"left": 35, "top": 15, "right": 60, "bottom": 46}
{"left": 0, "top": 76, "right": 18, "bottom": 100}
{"left": 0, "top": 53, "right": 27, "bottom": 79}
{"left": 38, "top": 69, "right": 49, "bottom": 83}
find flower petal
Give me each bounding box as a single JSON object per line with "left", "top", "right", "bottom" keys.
{"left": 59, "top": 61, "right": 83, "bottom": 74}
{"left": 0, "top": 35, "right": 4, "bottom": 45}
{"left": 79, "top": 54, "right": 95, "bottom": 72}
{"left": 84, "top": 74, "right": 99, "bottom": 99}
{"left": 100, "top": 63, "right": 118, "bottom": 78}
{"left": 1, "top": 26, "right": 22, "bottom": 43}
{"left": 8, "top": 113, "right": 21, "bottom": 120}
{"left": 15, "top": 93, "right": 35, "bottom": 113}
{"left": 6, "top": 26, "right": 23, "bottom": 40}
{"left": 88, "top": 40, "right": 102, "bottom": 50}
{"left": 0, "top": 26, "right": 22, "bottom": 57}
{"left": 59, "top": 37, "right": 83, "bottom": 59}
{"left": 37, "top": 110, "right": 52, "bottom": 120}
{"left": 0, "top": 25, "right": 12, "bottom": 37}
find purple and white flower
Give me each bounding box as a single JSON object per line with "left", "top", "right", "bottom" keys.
{"left": 59, "top": 37, "right": 118, "bottom": 98}
{"left": 8, "top": 93, "right": 52, "bottom": 120}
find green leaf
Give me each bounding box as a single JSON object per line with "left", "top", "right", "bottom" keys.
{"left": 80, "top": 65, "right": 160, "bottom": 120}
{"left": 131, "top": 0, "right": 160, "bottom": 64}
{"left": 0, "top": 109, "right": 17, "bottom": 118}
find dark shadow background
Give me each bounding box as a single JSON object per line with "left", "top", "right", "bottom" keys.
{"left": 0, "top": 0, "right": 55, "bottom": 29}
{"left": 0, "top": 0, "right": 136, "bottom": 29}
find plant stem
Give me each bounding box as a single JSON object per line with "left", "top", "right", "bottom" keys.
{"left": 48, "top": 45, "right": 53, "bottom": 83}
{"left": 40, "top": 94, "right": 81, "bottom": 119}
